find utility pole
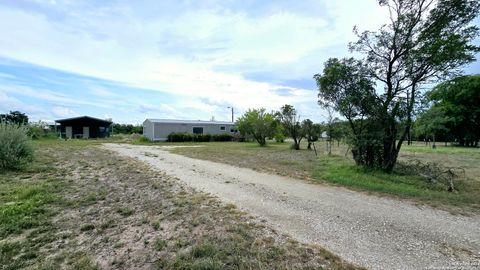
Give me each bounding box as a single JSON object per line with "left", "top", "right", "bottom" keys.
{"left": 227, "top": 106, "right": 234, "bottom": 122}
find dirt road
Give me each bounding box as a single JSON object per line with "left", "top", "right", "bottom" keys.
{"left": 104, "top": 143, "right": 480, "bottom": 270}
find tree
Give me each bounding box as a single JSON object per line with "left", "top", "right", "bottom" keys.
{"left": 112, "top": 123, "right": 143, "bottom": 134}
{"left": 315, "top": 58, "right": 380, "bottom": 164}
{"left": 276, "top": 104, "right": 304, "bottom": 150}
{"left": 274, "top": 124, "right": 286, "bottom": 143}
{"left": 0, "top": 111, "right": 29, "bottom": 125}
{"left": 236, "top": 108, "right": 277, "bottom": 146}
{"left": 324, "top": 107, "right": 337, "bottom": 155}
{"left": 302, "top": 119, "right": 321, "bottom": 150}
{"left": 330, "top": 121, "right": 349, "bottom": 147}
{"left": 315, "top": 0, "right": 479, "bottom": 172}
{"left": 426, "top": 74, "right": 480, "bottom": 146}
{"left": 415, "top": 106, "right": 450, "bottom": 148}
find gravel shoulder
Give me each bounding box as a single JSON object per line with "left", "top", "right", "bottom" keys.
{"left": 104, "top": 143, "right": 480, "bottom": 270}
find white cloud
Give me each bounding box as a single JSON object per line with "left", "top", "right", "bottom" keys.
{"left": 89, "top": 86, "right": 117, "bottom": 97}
{"left": 0, "top": 1, "right": 396, "bottom": 122}
{"left": 0, "top": 90, "right": 49, "bottom": 119}
{"left": 52, "top": 106, "right": 77, "bottom": 118}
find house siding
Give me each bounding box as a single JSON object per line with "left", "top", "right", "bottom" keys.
{"left": 143, "top": 120, "right": 154, "bottom": 140}
{"left": 143, "top": 120, "right": 235, "bottom": 141}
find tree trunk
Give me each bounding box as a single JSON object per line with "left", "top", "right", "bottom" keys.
{"left": 292, "top": 138, "right": 300, "bottom": 150}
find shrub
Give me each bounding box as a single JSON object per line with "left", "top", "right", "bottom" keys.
{"left": 194, "top": 134, "right": 211, "bottom": 142}
{"left": 0, "top": 122, "right": 34, "bottom": 170}
{"left": 168, "top": 133, "right": 192, "bottom": 142}
{"left": 137, "top": 135, "right": 150, "bottom": 142}
{"left": 212, "top": 134, "right": 233, "bottom": 142}
{"left": 167, "top": 133, "right": 232, "bottom": 142}
{"left": 28, "top": 121, "right": 56, "bottom": 140}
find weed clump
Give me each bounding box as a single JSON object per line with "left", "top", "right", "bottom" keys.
{"left": 0, "top": 122, "right": 34, "bottom": 171}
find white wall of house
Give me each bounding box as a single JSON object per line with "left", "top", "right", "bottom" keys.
{"left": 143, "top": 119, "right": 235, "bottom": 141}
{"left": 143, "top": 120, "right": 154, "bottom": 140}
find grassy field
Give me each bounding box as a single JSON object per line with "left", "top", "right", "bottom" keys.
{"left": 0, "top": 139, "right": 360, "bottom": 269}
{"left": 169, "top": 140, "right": 480, "bottom": 215}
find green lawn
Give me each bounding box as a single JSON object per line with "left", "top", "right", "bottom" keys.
{"left": 168, "top": 140, "right": 480, "bottom": 215}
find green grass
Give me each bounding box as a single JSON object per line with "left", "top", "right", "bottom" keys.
{"left": 312, "top": 156, "right": 479, "bottom": 211}
{"left": 401, "top": 142, "right": 480, "bottom": 155}
{"left": 117, "top": 207, "right": 134, "bottom": 217}
{"left": 169, "top": 140, "right": 480, "bottom": 214}
{"left": 0, "top": 152, "right": 62, "bottom": 269}
{"left": 0, "top": 140, "right": 100, "bottom": 269}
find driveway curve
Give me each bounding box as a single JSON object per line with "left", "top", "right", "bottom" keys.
{"left": 104, "top": 143, "right": 480, "bottom": 270}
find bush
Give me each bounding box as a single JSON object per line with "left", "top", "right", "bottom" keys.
{"left": 194, "top": 134, "right": 211, "bottom": 142}
{"left": 168, "top": 133, "right": 192, "bottom": 142}
{"left": 137, "top": 136, "right": 150, "bottom": 142}
{"left": 0, "top": 122, "right": 34, "bottom": 170}
{"left": 212, "top": 134, "right": 233, "bottom": 142}
{"left": 167, "top": 133, "right": 233, "bottom": 142}
{"left": 28, "top": 121, "right": 56, "bottom": 140}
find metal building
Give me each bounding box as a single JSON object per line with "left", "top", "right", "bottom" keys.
{"left": 143, "top": 119, "right": 236, "bottom": 141}
{"left": 55, "top": 116, "right": 112, "bottom": 139}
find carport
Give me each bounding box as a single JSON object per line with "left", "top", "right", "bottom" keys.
{"left": 55, "top": 116, "right": 112, "bottom": 139}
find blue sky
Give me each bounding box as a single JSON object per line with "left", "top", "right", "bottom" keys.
{"left": 0, "top": 0, "right": 478, "bottom": 124}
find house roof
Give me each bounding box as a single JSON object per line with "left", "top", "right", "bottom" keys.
{"left": 55, "top": 116, "right": 112, "bottom": 124}
{"left": 145, "top": 119, "right": 234, "bottom": 125}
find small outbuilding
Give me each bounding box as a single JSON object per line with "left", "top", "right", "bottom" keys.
{"left": 143, "top": 119, "right": 236, "bottom": 141}
{"left": 55, "top": 116, "right": 112, "bottom": 139}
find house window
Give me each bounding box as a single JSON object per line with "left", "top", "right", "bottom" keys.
{"left": 192, "top": 127, "right": 204, "bottom": 134}
{"left": 230, "top": 128, "right": 237, "bottom": 133}
{"left": 220, "top": 126, "right": 226, "bottom": 131}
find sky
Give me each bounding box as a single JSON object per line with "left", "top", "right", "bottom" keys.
{"left": 0, "top": 0, "right": 478, "bottom": 124}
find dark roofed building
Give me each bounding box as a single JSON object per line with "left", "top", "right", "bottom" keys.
{"left": 55, "top": 116, "right": 112, "bottom": 139}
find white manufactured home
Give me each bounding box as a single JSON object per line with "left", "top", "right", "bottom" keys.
{"left": 143, "top": 119, "right": 236, "bottom": 141}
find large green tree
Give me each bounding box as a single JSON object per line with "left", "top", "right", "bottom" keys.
{"left": 315, "top": 0, "right": 479, "bottom": 172}
{"left": 425, "top": 74, "right": 480, "bottom": 146}
{"left": 302, "top": 119, "right": 321, "bottom": 150}
{"left": 315, "top": 58, "right": 381, "bottom": 165}
{"left": 276, "top": 105, "right": 304, "bottom": 150}
{"left": 0, "top": 111, "right": 29, "bottom": 125}
{"left": 414, "top": 106, "right": 451, "bottom": 147}
{"left": 236, "top": 108, "right": 277, "bottom": 146}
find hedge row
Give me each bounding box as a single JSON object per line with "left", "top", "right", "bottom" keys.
{"left": 167, "top": 132, "right": 233, "bottom": 142}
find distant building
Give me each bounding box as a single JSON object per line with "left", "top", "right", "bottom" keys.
{"left": 55, "top": 116, "right": 112, "bottom": 139}
{"left": 143, "top": 119, "right": 236, "bottom": 141}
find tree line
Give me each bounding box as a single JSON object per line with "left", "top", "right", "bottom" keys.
{"left": 236, "top": 104, "right": 349, "bottom": 151}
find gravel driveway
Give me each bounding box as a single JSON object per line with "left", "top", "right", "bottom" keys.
{"left": 104, "top": 143, "right": 480, "bottom": 270}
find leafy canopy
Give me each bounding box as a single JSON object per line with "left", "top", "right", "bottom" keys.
{"left": 276, "top": 105, "right": 304, "bottom": 150}
{"left": 315, "top": 0, "right": 479, "bottom": 172}
{"left": 424, "top": 74, "right": 480, "bottom": 146}
{"left": 0, "top": 111, "right": 29, "bottom": 125}
{"left": 236, "top": 108, "right": 277, "bottom": 146}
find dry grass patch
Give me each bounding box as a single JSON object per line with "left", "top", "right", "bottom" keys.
{"left": 1, "top": 139, "right": 361, "bottom": 269}
{"left": 169, "top": 141, "right": 480, "bottom": 214}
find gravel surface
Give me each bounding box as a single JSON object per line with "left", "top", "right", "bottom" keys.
{"left": 104, "top": 143, "right": 480, "bottom": 270}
